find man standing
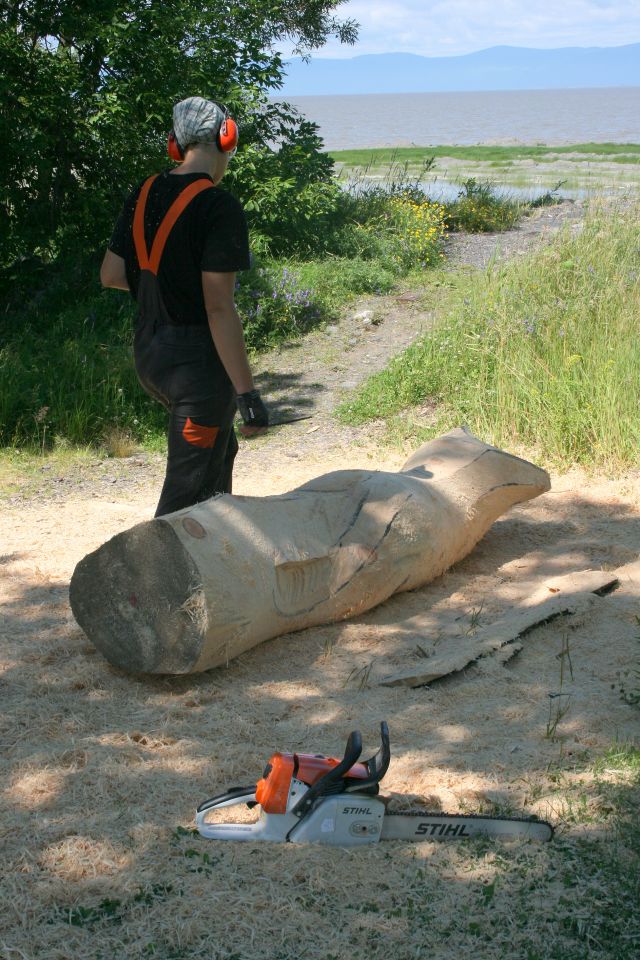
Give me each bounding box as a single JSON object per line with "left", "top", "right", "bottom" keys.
{"left": 100, "top": 96, "right": 269, "bottom": 517}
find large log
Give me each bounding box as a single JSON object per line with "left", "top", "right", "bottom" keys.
{"left": 70, "top": 428, "right": 550, "bottom": 675}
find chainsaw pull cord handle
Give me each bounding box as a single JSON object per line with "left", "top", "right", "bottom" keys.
{"left": 344, "top": 721, "right": 391, "bottom": 793}
{"left": 290, "top": 729, "right": 363, "bottom": 818}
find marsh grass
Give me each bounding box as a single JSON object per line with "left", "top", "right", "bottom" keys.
{"left": 333, "top": 145, "right": 640, "bottom": 203}
{"left": 530, "top": 180, "right": 568, "bottom": 208}
{"left": 331, "top": 143, "right": 640, "bottom": 167}
{"left": 340, "top": 157, "right": 526, "bottom": 234}
{"left": 339, "top": 202, "right": 640, "bottom": 471}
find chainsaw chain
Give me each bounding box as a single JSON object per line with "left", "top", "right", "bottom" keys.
{"left": 385, "top": 809, "right": 547, "bottom": 825}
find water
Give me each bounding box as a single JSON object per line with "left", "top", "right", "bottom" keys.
{"left": 348, "top": 176, "right": 594, "bottom": 202}
{"left": 342, "top": 174, "right": 596, "bottom": 203}
{"left": 412, "top": 180, "right": 587, "bottom": 203}
{"left": 275, "top": 88, "right": 640, "bottom": 151}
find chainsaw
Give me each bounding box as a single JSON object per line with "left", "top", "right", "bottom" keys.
{"left": 196, "top": 722, "right": 553, "bottom": 846}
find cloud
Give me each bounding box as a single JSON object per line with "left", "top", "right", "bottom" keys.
{"left": 316, "top": 0, "right": 640, "bottom": 57}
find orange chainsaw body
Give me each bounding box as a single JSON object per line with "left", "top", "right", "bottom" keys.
{"left": 256, "top": 751, "right": 370, "bottom": 814}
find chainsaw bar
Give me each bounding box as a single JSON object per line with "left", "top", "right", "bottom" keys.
{"left": 382, "top": 810, "right": 553, "bottom": 842}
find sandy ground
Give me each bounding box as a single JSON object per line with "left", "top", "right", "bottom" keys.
{"left": 1, "top": 206, "right": 638, "bottom": 958}
{"left": 1, "top": 442, "right": 639, "bottom": 959}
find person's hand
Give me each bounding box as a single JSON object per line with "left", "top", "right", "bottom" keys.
{"left": 237, "top": 389, "right": 269, "bottom": 437}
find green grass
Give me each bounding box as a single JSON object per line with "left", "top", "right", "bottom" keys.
{"left": 330, "top": 143, "right": 640, "bottom": 166}
{"left": 0, "top": 288, "right": 166, "bottom": 448}
{"left": 338, "top": 202, "right": 640, "bottom": 471}
{"left": 285, "top": 257, "right": 400, "bottom": 304}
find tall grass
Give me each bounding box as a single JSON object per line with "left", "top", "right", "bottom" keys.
{"left": 0, "top": 290, "right": 166, "bottom": 447}
{"left": 339, "top": 203, "right": 640, "bottom": 470}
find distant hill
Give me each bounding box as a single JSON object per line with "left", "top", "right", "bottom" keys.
{"left": 279, "top": 44, "right": 640, "bottom": 96}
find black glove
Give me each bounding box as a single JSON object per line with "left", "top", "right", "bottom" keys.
{"left": 236, "top": 389, "right": 269, "bottom": 430}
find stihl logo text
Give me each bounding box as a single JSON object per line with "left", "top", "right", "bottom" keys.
{"left": 342, "top": 806, "right": 372, "bottom": 815}
{"left": 415, "top": 822, "right": 470, "bottom": 837}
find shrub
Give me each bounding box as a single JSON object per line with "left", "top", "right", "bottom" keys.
{"left": 321, "top": 221, "right": 391, "bottom": 261}
{"left": 0, "top": 150, "right": 471, "bottom": 449}
{"left": 383, "top": 196, "right": 447, "bottom": 268}
{"left": 444, "top": 179, "right": 522, "bottom": 232}
{"left": 530, "top": 180, "right": 568, "bottom": 208}
{"left": 231, "top": 124, "right": 343, "bottom": 258}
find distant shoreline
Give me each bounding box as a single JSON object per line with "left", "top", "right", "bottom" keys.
{"left": 328, "top": 140, "right": 640, "bottom": 150}
{"left": 271, "top": 84, "right": 640, "bottom": 101}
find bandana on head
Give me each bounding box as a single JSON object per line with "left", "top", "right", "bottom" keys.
{"left": 172, "top": 96, "right": 225, "bottom": 149}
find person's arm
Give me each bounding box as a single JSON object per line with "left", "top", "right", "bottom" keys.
{"left": 202, "top": 270, "right": 268, "bottom": 435}
{"left": 202, "top": 270, "right": 254, "bottom": 391}
{"left": 100, "top": 250, "right": 129, "bottom": 291}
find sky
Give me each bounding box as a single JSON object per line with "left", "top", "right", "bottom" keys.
{"left": 311, "top": 0, "right": 640, "bottom": 58}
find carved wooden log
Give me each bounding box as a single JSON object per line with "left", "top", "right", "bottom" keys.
{"left": 70, "top": 428, "right": 550, "bottom": 675}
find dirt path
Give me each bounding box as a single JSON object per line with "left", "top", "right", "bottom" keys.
{"left": 2, "top": 200, "right": 638, "bottom": 960}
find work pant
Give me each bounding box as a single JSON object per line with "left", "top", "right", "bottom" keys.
{"left": 134, "top": 315, "right": 238, "bottom": 518}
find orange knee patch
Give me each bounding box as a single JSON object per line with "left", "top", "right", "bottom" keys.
{"left": 182, "top": 418, "right": 219, "bottom": 448}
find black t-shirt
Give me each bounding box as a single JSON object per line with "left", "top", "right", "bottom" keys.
{"left": 108, "top": 171, "right": 251, "bottom": 325}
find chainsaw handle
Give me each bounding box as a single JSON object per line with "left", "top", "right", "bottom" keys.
{"left": 196, "top": 785, "right": 256, "bottom": 814}
{"left": 346, "top": 721, "right": 390, "bottom": 792}
{"left": 290, "top": 729, "right": 363, "bottom": 817}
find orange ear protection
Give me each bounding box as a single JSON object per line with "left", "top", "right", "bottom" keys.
{"left": 218, "top": 111, "right": 239, "bottom": 154}
{"left": 167, "top": 131, "right": 184, "bottom": 162}
{"left": 167, "top": 104, "right": 239, "bottom": 163}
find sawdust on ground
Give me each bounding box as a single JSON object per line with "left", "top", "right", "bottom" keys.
{"left": 2, "top": 443, "right": 640, "bottom": 959}
{"left": 1, "top": 204, "right": 638, "bottom": 959}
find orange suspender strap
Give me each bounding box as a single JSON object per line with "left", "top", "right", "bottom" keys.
{"left": 132, "top": 175, "right": 158, "bottom": 271}
{"left": 132, "top": 176, "right": 214, "bottom": 276}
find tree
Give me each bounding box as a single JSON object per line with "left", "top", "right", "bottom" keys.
{"left": 0, "top": 1, "right": 357, "bottom": 268}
